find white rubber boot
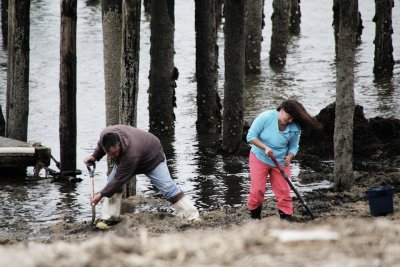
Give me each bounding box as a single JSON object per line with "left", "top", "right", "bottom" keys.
{"left": 173, "top": 195, "right": 200, "bottom": 222}
{"left": 101, "top": 192, "right": 122, "bottom": 222}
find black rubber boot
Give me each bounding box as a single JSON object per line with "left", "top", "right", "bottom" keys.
{"left": 250, "top": 206, "right": 262, "bottom": 220}
{"left": 278, "top": 210, "right": 293, "bottom": 221}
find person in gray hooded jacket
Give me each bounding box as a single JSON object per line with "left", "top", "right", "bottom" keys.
{"left": 84, "top": 125, "right": 200, "bottom": 225}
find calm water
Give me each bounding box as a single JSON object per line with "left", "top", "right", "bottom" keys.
{"left": 0, "top": 0, "right": 399, "bottom": 238}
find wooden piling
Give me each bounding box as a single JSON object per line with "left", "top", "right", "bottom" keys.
{"left": 6, "top": 0, "right": 30, "bottom": 141}
{"left": 59, "top": 0, "right": 77, "bottom": 172}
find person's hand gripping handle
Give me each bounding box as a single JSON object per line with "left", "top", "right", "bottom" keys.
{"left": 267, "top": 151, "right": 281, "bottom": 169}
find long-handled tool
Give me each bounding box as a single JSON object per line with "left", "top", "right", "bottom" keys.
{"left": 86, "top": 162, "right": 96, "bottom": 224}
{"left": 268, "top": 151, "right": 315, "bottom": 220}
{"left": 50, "top": 154, "right": 82, "bottom": 179}
{"left": 50, "top": 155, "right": 61, "bottom": 170}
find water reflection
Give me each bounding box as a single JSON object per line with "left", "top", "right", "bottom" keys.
{"left": 84, "top": 0, "right": 100, "bottom": 7}
{"left": 0, "top": 178, "right": 63, "bottom": 237}
{"left": 0, "top": 181, "right": 30, "bottom": 233}
{"left": 373, "top": 80, "right": 400, "bottom": 117}
{"left": 57, "top": 181, "right": 82, "bottom": 223}
{"left": 219, "top": 172, "right": 247, "bottom": 207}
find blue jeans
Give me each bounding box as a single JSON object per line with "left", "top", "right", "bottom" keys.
{"left": 108, "top": 158, "right": 182, "bottom": 200}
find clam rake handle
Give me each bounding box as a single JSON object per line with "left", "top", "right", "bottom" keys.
{"left": 267, "top": 152, "right": 315, "bottom": 220}
{"left": 86, "top": 162, "right": 96, "bottom": 199}
{"left": 90, "top": 174, "right": 95, "bottom": 198}
{"left": 86, "top": 162, "right": 96, "bottom": 224}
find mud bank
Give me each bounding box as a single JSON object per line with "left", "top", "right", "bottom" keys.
{"left": 0, "top": 209, "right": 399, "bottom": 266}
{"left": 0, "top": 168, "right": 399, "bottom": 266}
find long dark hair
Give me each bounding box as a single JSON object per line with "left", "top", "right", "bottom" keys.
{"left": 277, "top": 99, "right": 322, "bottom": 131}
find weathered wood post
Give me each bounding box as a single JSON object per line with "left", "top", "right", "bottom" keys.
{"left": 0, "top": 105, "right": 5, "bottom": 136}
{"left": 289, "top": 0, "right": 301, "bottom": 35}
{"left": 373, "top": 0, "right": 394, "bottom": 79}
{"left": 59, "top": 0, "right": 77, "bottom": 172}
{"left": 215, "top": 0, "right": 224, "bottom": 27}
{"left": 120, "top": 0, "right": 141, "bottom": 127}
{"left": 101, "top": 0, "right": 123, "bottom": 195}
{"left": 269, "top": 0, "right": 290, "bottom": 68}
{"left": 143, "top": 0, "right": 151, "bottom": 13}
{"left": 334, "top": 0, "right": 358, "bottom": 191}
{"left": 245, "top": 0, "right": 263, "bottom": 74}
{"left": 0, "top": 0, "right": 8, "bottom": 47}
{"left": 222, "top": 0, "right": 245, "bottom": 156}
{"left": 333, "top": 0, "right": 340, "bottom": 56}
{"left": 102, "top": 0, "right": 122, "bottom": 127}
{"left": 148, "top": 0, "right": 176, "bottom": 137}
{"left": 119, "top": 0, "right": 141, "bottom": 197}
{"left": 195, "top": 0, "right": 222, "bottom": 134}
{"left": 333, "top": 0, "right": 363, "bottom": 57}
{"left": 6, "top": 0, "right": 30, "bottom": 142}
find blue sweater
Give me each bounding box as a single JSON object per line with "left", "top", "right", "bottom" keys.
{"left": 246, "top": 110, "right": 301, "bottom": 167}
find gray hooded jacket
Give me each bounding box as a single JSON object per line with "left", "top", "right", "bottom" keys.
{"left": 92, "top": 125, "right": 165, "bottom": 197}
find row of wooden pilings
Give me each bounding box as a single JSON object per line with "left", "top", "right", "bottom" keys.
{"left": 0, "top": 0, "right": 395, "bottom": 190}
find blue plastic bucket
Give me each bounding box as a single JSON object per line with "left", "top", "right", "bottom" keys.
{"left": 366, "top": 186, "right": 394, "bottom": 216}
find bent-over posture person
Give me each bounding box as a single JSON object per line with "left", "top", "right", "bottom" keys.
{"left": 84, "top": 125, "right": 200, "bottom": 225}
{"left": 246, "top": 99, "right": 322, "bottom": 220}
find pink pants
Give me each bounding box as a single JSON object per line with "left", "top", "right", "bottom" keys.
{"left": 247, "top": 152, "right": 293, "bottom": 215}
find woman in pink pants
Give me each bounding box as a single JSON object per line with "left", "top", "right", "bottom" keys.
{"left": 246, "top": 100, "right": 322, "bottom": 220}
